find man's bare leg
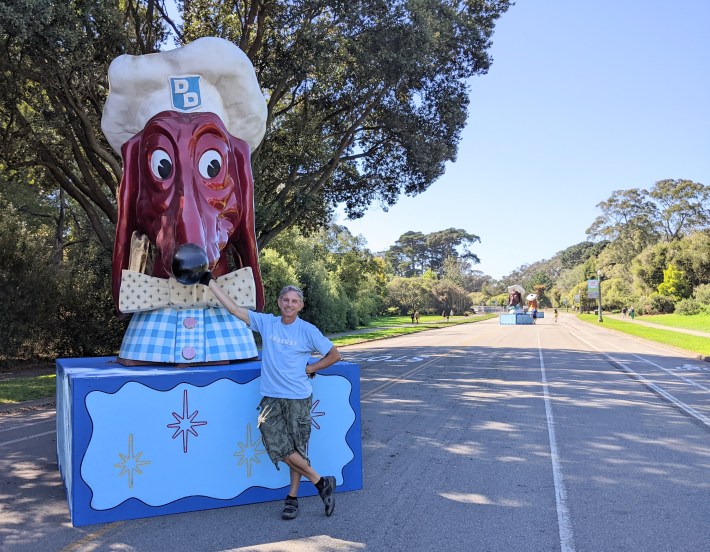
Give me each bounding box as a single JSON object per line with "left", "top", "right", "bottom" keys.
{"left": 283, "top": 451, "right": 336, "bottom": 516}
{"left": 288, "top": 465, "right": 303, "bottom": 497}
{"left": 283, "top": 451, "right": 320, "bottom": 485}
{"left": 280, "top": 452, "right": 317, "bottom": 520}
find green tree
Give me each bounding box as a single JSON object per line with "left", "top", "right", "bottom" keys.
{"left": 586, "top": 189, "right": 659, "bottom": 259}
{"left": 181, "top": 0, "right": 511, "bottom": 247}
{"left": 442, "top": 256, "right": 466, "bottom": 287}
{"left": 600, "top": 277, "right": 633, "bottom": 311}
{"left": 266, "top": 224, "right": 384, "bottom": 326}
{"left": 386, "top": 276, "right": 433, "bottom": 315}
{"left": 426, "top": 228, "right": 481, "bottom": 274}
{"left": 649, "top": 179, "right": 710, "bottom": 241}
{"left": 532, "top": 284, "right": 549, "bottom": 308}
{"left": 321, "top": 225, "right": 387, "bottom": 323}
{"left": 0, "top": 195, "right": 125, "bottom": 359}
{"left": 258, "top": 248, "right": 300, "bottom": 315}
{"left": 386, "top": 231, "right": 428, "bottom": 276}
{"left": 559, "top": 241, "right": 608, "bottom": 269}
{"left": 632, "top": 231, "right": 710, "bottom": 294}
{"left": 2, "top": 0, "right": 511, "bottom": 253}
{"left": 386, "top": 227, "right": 480, "bottom": 277}
{"left": 664, "top": 230, "right": 710, "bottom": 287}
{"left": 657, "top": 263, "right": 692, "bottom": 300}
{"left": 0, "top": 0, "right": 168, "bottom": 248}
{"left": 432, "top": 279, "right": 470, "bottom": 314}
{"left": 693, "top": 283, "right": 710, "bottom": 306}
{"left": 553, "top": 264, "right": 586, "bottom": 300}
{"left": 631, "top": 241, "right": 674, "bottom": 293}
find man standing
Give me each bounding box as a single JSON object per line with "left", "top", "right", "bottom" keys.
{"left": 207, "top": 280, "right": 341, "bottom": 520}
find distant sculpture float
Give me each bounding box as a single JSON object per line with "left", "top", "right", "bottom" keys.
{"left": 507, "top": 285, "right": 525, "bottom": 313}
{"left": 499, "top": 284, "right": 535, "bottom": 325}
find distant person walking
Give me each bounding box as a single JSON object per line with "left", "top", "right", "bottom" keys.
{"left": 622, "top": 306, "right": 627, "bottom": 319}
{"left": 554, "top": 308, "right": 558, "bottom": 322}
{"left": 414, "top": 310, "right": 420, "bottom": 324}
{"left": 629, "top": 306, "right": 635, "bottom": 320}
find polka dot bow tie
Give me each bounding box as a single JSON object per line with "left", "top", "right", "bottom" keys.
{"left": 118, "top": 267, "right": 256, "bottom": 313}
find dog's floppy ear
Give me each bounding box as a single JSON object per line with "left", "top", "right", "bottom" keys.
{"left": 112, "top": 133, "right": 143, "bottom": 315}
{"left": 230, "top": 136, "right": 264, "bottom": 312}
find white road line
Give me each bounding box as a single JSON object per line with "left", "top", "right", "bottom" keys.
{"left": 0, "top": 430, "right": 55, "bottom": 448}
{"left": 582, "top": 328, "right": 710, "bottom": 393}
{"left": 537, "top": 330, "right": 576, "bottom": 552}
{"left": 0, "top": 418, "right": 55, "bottom": 434}
{"left": 359, "top": 325, "right": 498, "bottom": 400}
{"left": 569, "top": 328, "right": 710, "bottom": 429}
{"left": 362, "top": 355, "right": 446, "bottom": 400}
{"left": 629, "top": 353, "right": 710, "bottom": 393}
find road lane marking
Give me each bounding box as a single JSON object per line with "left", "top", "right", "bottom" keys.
{"left": 0, "top": 418, "right": 55, "bottom": 434}
{"left": 59, "top": 522, "right": 125, "bottom": 552}
{"left": 630, "top": 354, "right": 710, "bottom": 393}
{"left": 358, "top": 326, "right": 497, "bottom": 400}
{"left": 568, "top": 328, "right": 710, "bottom": 429}
{"left": 537, "top": 330, "right": 576, "bottom": 552}
{"left": 573, "top": 325, "right": 710, "bottom": 393}
{"left": 0, "top": 430, "right": 55, "bottom": 447}
{"left": 362, "top": 355, "right": 447, "bottom": 400}
{"left": 673, "top": 363, "right": 710, "bottom": 372}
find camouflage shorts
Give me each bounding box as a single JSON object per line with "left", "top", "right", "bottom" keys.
{"left": 257, "top": 396, "right": 312, "bottom": 468}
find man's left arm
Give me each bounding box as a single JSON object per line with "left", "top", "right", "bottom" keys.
{"left": 305, "top": 346, "right": 341, "bottom": 378}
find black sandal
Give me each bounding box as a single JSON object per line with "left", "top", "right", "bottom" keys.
{"left": 282, "top": 497, "right": 298, "bottom": 520}
{"left": 318, "top": 476, "right": 336, "bottom": 516}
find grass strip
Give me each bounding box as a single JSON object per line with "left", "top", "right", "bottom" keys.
{"left": 629, "top": 313, "right": 710, "bottom": 332}
{"left": 578, "top": 314, "right": 710, "bottom": 357}
{"left": 0, "top": 374, "right": 56, "bottom": 405}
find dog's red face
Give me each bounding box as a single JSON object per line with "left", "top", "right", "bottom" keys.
{"left": 112, "top": 110, "right": 263, "bottom": 313}
{"left": 138, "top": 112, "right": 243, "bottom": 275}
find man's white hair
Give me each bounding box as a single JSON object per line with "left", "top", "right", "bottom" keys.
{"left": 279, "top": 285, "right": 304, "bottom": 302}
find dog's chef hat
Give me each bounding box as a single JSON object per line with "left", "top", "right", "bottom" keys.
{"left": 101, "top": 37, "right": 267, "bottom": 155}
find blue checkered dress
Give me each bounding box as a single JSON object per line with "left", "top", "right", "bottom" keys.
{"left": 119, "top": 307, "right": 257, "bottom": 363}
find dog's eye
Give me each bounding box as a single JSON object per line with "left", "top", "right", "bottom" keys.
{"left": 150, "top": 150, "right": 173, "bottom": 180}
{"left": 198, "top": 150, "right": 222, "bottom": 179}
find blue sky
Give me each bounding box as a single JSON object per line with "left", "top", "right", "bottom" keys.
{"left": 337, "top": 1, "right": 710, "bottom": 279}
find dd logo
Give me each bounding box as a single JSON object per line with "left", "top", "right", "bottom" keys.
{"left": 170, "top": 76, "right": 201, "bottom": 111}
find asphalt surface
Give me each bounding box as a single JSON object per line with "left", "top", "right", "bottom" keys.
{"left": 1, "top": 312, "right": 708, "bottom": 551}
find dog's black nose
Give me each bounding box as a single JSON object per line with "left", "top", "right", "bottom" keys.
{"left": 172, "top": 243, "right": 209, "bottom": 285}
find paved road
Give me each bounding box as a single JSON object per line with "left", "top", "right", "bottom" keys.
{"left": 1, "top": 313, "right": 708, "bottom": 551}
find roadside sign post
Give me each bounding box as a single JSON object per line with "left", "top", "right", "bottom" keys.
{"left": 587, "top": 275, "right": 603, "bottom": 322}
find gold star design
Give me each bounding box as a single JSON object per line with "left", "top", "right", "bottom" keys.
{"left": 114, "top": 433, "right": 151, "bottom": 489}
{"left": 234, "top": 423, "right": 265, "bottom": 477}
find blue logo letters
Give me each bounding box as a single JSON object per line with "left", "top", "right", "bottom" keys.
{"left": 170, "top": 76, "right": 201, "bottom": 111}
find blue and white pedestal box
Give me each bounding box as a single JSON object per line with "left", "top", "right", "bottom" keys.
{"left": 56, "top": 357, "right": 362, "bottom": 526}
{"left": 499, "top": 313, "right": 534, "bottom": 325}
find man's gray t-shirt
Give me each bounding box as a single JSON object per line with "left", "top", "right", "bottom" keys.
{"left": 248, "top": 312, "right": 334, "bottom": 399}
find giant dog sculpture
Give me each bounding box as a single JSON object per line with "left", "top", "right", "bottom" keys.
{"left": 102, "top": 38, "right": 267, "bottom": 365}
{"left": 507, "top": 284, "right": 525, "bottom": 313}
